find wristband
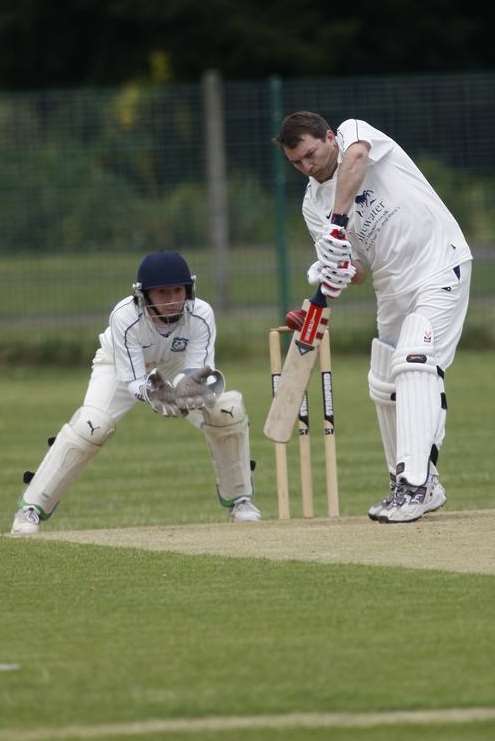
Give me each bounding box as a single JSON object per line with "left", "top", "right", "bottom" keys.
{"left": 330, "top": 213, "right": 349, "bottom": 228}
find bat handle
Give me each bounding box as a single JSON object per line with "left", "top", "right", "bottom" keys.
{"left": 310, "top": 285, "right": 327, "bottom": 308}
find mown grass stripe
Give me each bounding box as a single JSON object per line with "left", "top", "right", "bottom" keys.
{"left": 1, "top": 708, "right": 495, "bottom": 740}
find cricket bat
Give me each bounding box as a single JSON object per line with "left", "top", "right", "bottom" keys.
{"left": 264, "top": 287, "right": 330, "bottom": 443}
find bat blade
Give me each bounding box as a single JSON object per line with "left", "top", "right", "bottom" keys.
{"left": 264, "top": 295, "right": 329, "bottom": 443}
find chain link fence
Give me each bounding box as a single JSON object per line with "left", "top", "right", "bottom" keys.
{"left": 1, "top": 72, "right": 494, "bottom": 361}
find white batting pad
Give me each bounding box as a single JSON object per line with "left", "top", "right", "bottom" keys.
{"left": 368, "top": 338, "right": 396, "bottom": 475}
{"left": 391, "top": 313, "right": 445, "bottom": 486}
{"left": 200, "top": 390, "right": 253, "bottom": 504}
{"left": 21, "top": 406, "right": 115, "bottom": 517}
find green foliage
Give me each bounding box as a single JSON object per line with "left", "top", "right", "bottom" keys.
{"left": 2, "top": 83, "right": 495, "bottom": 256}
{"left": 0, "top": 144, "right": 277, "bottom": 253}
{"left": 0, "top": 4, "right": 493, "bottom": 86}
{"left": 0, "top": 140, "right": 141, "bottom": 251}
{"left": 418, "top": 157, "right": 495, "bottom": 242}
{"left": 143, "top": 174, "right": 276, "bottom": 248}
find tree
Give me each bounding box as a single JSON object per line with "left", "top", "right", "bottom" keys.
{"left": 0, "top": 0, "right": 493, "bottom": 89}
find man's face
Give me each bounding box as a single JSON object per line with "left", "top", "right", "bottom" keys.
{"left": 283, "top": 131, "right": 338, "bottom": 182}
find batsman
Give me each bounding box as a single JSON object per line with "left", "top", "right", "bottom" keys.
{"left": 275, "top": 112, "right": 472, "bottom": 523}
{"left": 11, "top": 250, "right": 261, "bottom": 535}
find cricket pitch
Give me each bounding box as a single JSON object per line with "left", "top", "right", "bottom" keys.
{"left": 36, "top": 509, "right": 495, "bottom": 575}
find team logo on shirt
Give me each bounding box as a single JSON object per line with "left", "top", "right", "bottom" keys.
{"left": 354, "top": 189, "right": 376, "bottom": 216}
{"left": 171, "top": 337, "right": 189, "bottom": 352}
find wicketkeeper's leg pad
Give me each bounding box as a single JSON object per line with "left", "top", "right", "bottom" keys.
{"left": 200, "top": 390, "right": 253, "bottom": 506}
{"left": 20, "top": 406, "right": 115, "bottom": 518}
{"left": 391, "top": 313, "right": 447, "bottom": 486}
{"left": 368, "top": 338, "right": 396, "bottom": 476}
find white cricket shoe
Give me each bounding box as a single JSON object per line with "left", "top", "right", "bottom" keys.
{"left": 379, "top": 474, "right": 446, "bottom": 524}
{"left": 10, "top": 507, "right": 41, "bottom": 536}
{"left": 368, "top": 474, "right": 396, "bottom": 521}
{"left": 425, "top": 477, "right": 447, "bottom": 513}
{"left": 230, "top": 497, "right": 261, "bottom": 523}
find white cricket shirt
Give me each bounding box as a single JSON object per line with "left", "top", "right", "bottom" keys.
{"left": 95, "top": 296, "right": 216, "bottom": 388}
{"left": 302, "top": 119, "right": 472, "bottom": 297}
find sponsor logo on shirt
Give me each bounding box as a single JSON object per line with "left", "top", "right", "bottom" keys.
{"left": 353, "top": 188, "right": 399, "bottom": 251}
{"left": 354, "top": 189, "right": 376, "bottom": 216}
{"left": 171, "top": 337, "right": 189, "bottom": 352}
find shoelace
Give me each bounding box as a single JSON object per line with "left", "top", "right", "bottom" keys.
{"left": 235, "top": 500, "right": 259, "bottom": 515}
{"left": 391, "top": 484, "right": 411, "bottom": 507}
{"left": 24, "top": 508, "right": 40, "bottom": 524}
{"left": 392, "top": 483, "right": 426, "bottom": 506}
{"left": 383, "top": 478, "right": 396, "bottom": 506}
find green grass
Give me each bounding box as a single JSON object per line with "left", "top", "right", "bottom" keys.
{"left": 0, "top": 352, "right": 492, "bottom": 530}
{"left": 1, "top": 352, "right": 494, "bottom": 739}
{"left": 0, "top": 247, "right": 375, "bottom": 318}
{"left": 77, "top": 726, "right": 495, "bottom": 741}
{"left": 62, "top": 726, "right": 495, "bottom": 741}
{"left": 2, "top": 247, "right": 493, "bottom": 315}
{"left": 1, "top": 250, "right": 494, "bottom": 366}
{"left": 1, "top": 542, "right": 495, "bottom": 739}
{"left": 2, "top": 542, "right": 495, "bottom": 725}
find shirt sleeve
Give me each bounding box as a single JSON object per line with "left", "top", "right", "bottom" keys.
{"left": 337, "top": 119, "right": 394, "bottom": 163}
{"left": 302, "top": 183, "right": 326, "bottom": 242}
{"left": 110, "top": 307, "right": 147, "bottom": 384}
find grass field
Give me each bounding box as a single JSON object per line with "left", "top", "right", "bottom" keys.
{"left": 2, "top": 248, "right": 494, "bottom": 317}
{"left": 1, "top": 250, "right": 494, "bottom": 365}
{"left": 1, "top": 351, "right": 494, "bottom": 740}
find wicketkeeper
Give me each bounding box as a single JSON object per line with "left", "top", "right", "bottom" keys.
{"left": 11, "top": 250, "right": 261, "bottom": 535}
{"left": 276, "top": 112, "right": 472, "bottom": 523}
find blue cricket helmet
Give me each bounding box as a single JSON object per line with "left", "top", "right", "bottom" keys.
{"left": 136, "top": 251, "right": 195, "bottom": 300}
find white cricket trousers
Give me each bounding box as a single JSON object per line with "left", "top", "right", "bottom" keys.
{"left": 82, "top": 362, "right": 205, "bottom": 430}
{"left": 83, "top": 362, "right": 139, "bottom": 423}
{"left": 376, "top": 261, "right": 472, "bottom": 369}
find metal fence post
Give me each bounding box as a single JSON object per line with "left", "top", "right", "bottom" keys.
{"left": 203, "top": 69, "right": 229, "bottom": 309}
{"left": 270, "top": 75, "right": 290, "bottom": 320}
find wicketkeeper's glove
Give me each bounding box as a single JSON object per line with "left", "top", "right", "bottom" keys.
{"left": 174, "top": 367, "right": 225, "bottom": 412}
{"left": 141, "top": 369, "right": 182, "bottom": 416}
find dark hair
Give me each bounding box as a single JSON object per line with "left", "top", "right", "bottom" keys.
{"left": 274, "top": 111, "right": 332, "bottom": 149}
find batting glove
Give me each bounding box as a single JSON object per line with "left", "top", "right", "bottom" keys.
{"left": 307, "top": 259, "right": 356, "bottom": 299}
{"left": 315, "top": 222, "right": 352, "bottom": 267}
{"left": 319, "top": 262, "right": 356, "bottom": 298}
